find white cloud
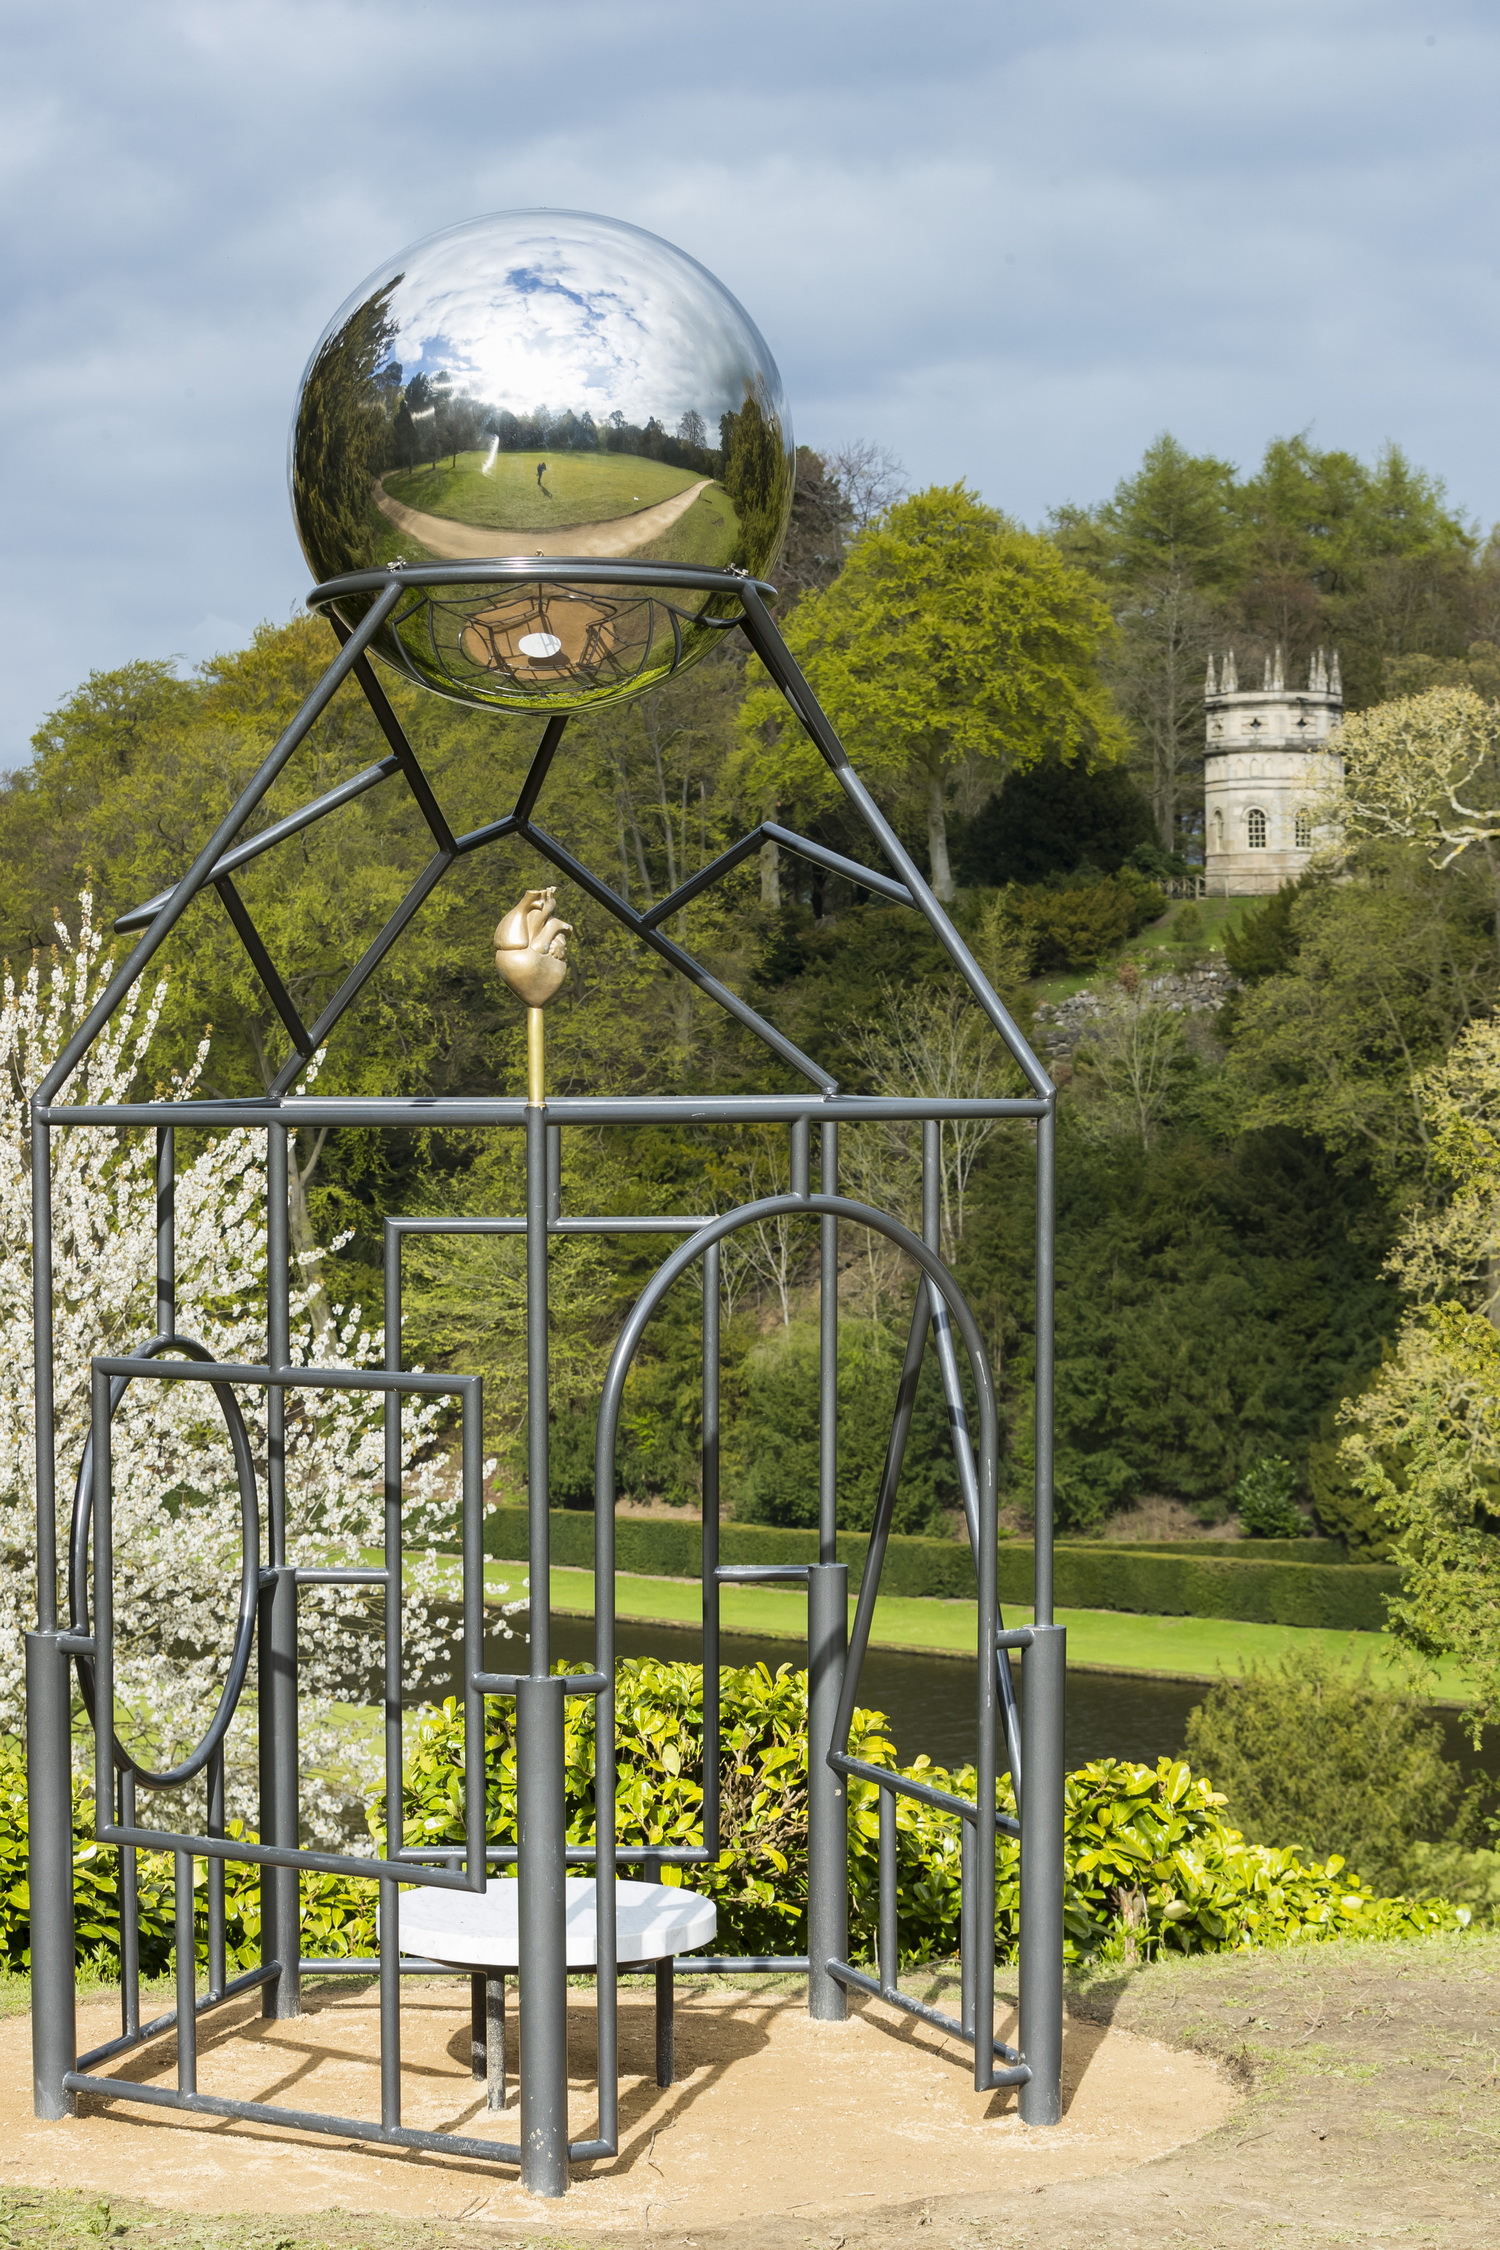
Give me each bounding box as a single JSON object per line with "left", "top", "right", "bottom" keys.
{"left": 1, "top": 0, "right": 1497, "bottom": 760}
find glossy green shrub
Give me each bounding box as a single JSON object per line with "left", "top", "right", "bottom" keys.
{"left": 0, "top": 1663, "right": 1461, "bottom": 1977}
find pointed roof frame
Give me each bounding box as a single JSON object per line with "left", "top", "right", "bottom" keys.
{"left": 36, "top": 561, "right": 1052, "bottom": 1109}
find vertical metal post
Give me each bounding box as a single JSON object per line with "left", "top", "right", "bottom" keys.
{"left": 29, "top": 1105, "right": 75, "bottom": 2122}
{"left": 206, "top": 1750, "right": 226, "bottom": 1999}
{"left": 1033, "top": 1108, "right": 1056, "bottom": 1630}
{"left": 818, "top": 1121, "right": 838, "bottom": 1564}
{"left": 877, "top": 1786, "right": 898, "bottom": 2002}
{"left": 25, "top": 1630, "right": 75, "bottom": 2118}
{"left": 119, "top": 1768, "right": 140, "bottom": 2038}
{"left": 154, "top": 1126, "right": 175, "bottom": 1337}
{"left": 31, "top": 1106, "right": 57, "bottom": 1633}
{"left": 1018, "top": 1622, "right": 1066, "bottom": 2126}
{"left": 960, "top": 1815, "right": 977, "bottom": 2039}
{"left": 526, "top": 1104, "right": 550, "bottom": 1672}
{"left": 260, "top": 1565, "right": 300, "bottom": 2019}
{"left": 805, "top": 1561, "right": 848, "bottom": 2021}
{"left": 263, "top": 1126, "right": 299, "bottom": 2018}
{"left": 174, "top": 1851, "right": 197, "bottom": 2095}
{"left": 701, "top": 1244, "right": 721, "bottom": 1857}
{"left": 790, "top": 1116, "right": 810, "bottom": 1198}
{"left": 516, "top": 1675, "right": 569, "bottom": 2197}
{"left": 381, "top": 1238, "right": 408, "bottom": 2128}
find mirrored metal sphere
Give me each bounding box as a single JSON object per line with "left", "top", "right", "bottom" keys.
{"left": 290, "top": 210, "right": 794, "bottom": 713}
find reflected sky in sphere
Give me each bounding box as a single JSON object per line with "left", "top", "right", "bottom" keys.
{"left": 290, "top": 209, "right": 794, "bottom": 714}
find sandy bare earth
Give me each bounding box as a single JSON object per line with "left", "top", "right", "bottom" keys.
{"left": 0, "top": 1978, "right": 1232, "bottom": 2233}
{"left": 373, "top": 479, "right": 713, "bottom": 561}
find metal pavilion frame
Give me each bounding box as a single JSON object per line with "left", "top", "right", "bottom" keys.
{"left": 26, "top": 559, "right": 1065, "bottom": 2199}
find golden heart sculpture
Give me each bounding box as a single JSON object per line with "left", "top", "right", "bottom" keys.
{"left": 493, "top": 887, "right": 572, "bottom": 1006}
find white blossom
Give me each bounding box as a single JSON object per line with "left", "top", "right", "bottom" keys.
{"left": 0, "top": 901, "right": 516, "bottom": 1846}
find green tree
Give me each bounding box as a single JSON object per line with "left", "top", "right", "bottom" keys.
{"left": 739, "top": 486, "right": 1125, "bottom": 902}
{"left": 1220, "top": 850, "right": 1495, "bottom": 1196}
{"left": 1053, "top": 434, "right": 1241, "bottom": 850}
{"left": 1183, "top": 1652, "right": 1477, "bottom": 1891}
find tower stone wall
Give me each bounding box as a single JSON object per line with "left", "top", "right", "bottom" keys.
{"left": 1203, "top": 647, "right": 1343, "bottom": 896}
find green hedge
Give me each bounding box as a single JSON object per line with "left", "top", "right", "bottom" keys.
{"left": 1, "top": 1668, "right": 1460, "bottom": 1977}
{"left": 479, "top": 1509, "right": 1399, "bottom": 1631}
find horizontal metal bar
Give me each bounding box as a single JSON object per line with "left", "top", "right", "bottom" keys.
{"left": 831, "top": 1754, "right": 1022, "bottom": 1838}
{"left": 113, "top": 756, "right": 404, "bottom": 931}
{"left": 996, "top": 1627, "right": 1036, "bottom": 1650}
{"left": 828, "top": 1961, "right": 1027, "bottom": 2068}
{"left": 91, "top": 1356, "right": 474, "bottom": 1399}
{"left": 57, "top": 1632, "right": 95, "bottom": 1654}
{"left": 43, "top": 1094, "right": 1051, "bottom": 1126}
{"left": 63, "top": 2072, "right": 524, "bottom": 2166}
{"left": 75, "top": 1963, "right": 280, "bottom": 2070}
{"left": 296, "top": 1568, "right": 390, "bottom": 1586}
{"left": 673, "top": 1956, "right": 810, "bottom": 1974}
{"left": 471, "top": 1670, "right": 607, "bottom": 1697}
{"left": 762, "top": 823, "right": 914, "bottom": 907}
{"left": 96, "top": 1822, "right": 479, "bottom": 1890}
{"left": 300, "top": 1956, "right": 458, "bottom": 1975}
{"left": 386, "top": 1224, "right": 715, "bottom": 1242}
{"left": 309, "top": 559, "right": 776, "bottom": 602}
{"left": 398, "top": 1844, "right": 714, "bottom": 1866}
{"left": 714, "top": 1564, "right": 812, "bottom": 1584}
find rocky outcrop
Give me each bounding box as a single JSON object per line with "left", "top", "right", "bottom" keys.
{"left": 1033, "top": 964, "right": 1239, "bottom": 1061}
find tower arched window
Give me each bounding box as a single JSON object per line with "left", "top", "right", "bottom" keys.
{"left": 1246, "top": 807, "right": 1268, "bottom": 849}
{"left": 1212, "top": 809, "right": 1224, "bottom": 852}
{"left": 1294, "top": 809, "right": 1313, "bottom": 849}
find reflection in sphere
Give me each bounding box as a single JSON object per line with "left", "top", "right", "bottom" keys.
{"left": 290, "top": 210, "right": 794, "bottom": 713}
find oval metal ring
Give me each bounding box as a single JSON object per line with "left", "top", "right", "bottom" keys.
{"left": 68, "top": 1334, "right": 262, "bottom": 1790}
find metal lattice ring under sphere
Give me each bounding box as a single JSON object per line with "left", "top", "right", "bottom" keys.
{"left": 67, "top": 1334, "right": 261, "bottom": 1788}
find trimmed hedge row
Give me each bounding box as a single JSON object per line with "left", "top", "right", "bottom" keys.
{"left": 478, "top": 1508, "right": 1399, "bottom": 1632}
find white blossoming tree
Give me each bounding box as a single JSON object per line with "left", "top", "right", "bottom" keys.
{"left": 1, "top": 902, "right": 499, "bottom": 1844}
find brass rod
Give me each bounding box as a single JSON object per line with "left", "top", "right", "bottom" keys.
{"left": 527, "top": 1009, "right": 545, "bottom": 1107}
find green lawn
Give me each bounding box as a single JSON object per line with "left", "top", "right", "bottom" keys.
{"left": 464, "top": 1560, "right": 1472, "bottom": 1704}
{"left": 1031, "top": 894, "right": 1256, "bottom": 1006}
{"left": 383, "top": 449, "right": 705, "bottom": 531}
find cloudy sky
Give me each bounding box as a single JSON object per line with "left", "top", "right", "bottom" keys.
{"left": 1, "top": 0, "right": 1496, "bottom": 762}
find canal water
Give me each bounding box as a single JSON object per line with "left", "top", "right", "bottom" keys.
{"left": 417, "top": 1607, "right": 1488, "bottom": 1782}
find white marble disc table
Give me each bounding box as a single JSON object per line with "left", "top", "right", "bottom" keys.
{"left": 399, "top": 1878, "right": 717, "bottom": 2109}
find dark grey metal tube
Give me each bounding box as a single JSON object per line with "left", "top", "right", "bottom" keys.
{"left": 701, "top": 1244, "right": 721, "bottom": 1857}
{"left": 734, "top": 588, "right": 1051, "bottom": 1096}
{"left": 1018, "top": 1622, "right": 1066, "bottom": 2124}
{"left": 526, "top": 1105, "right": 550, "bottom": 1673}
{"left": 878, "top": 1785, "right": 898, "bottom": 2001}
{"left": 31, "top": 1107, "right": 57, "bottom": 1628}
{"left": 819, "top": 1122, "right": 838, "bottom": 1564}
{"left": 382, "top": 1215, "right": 406, "bottom": 2124}
{"left": 960, "top": 1817, "right": 976, "bottom": 2039}
{"left": 262, "top": 1565, "right": 300, "bottom": 2020}
{"left": 805, "top": 1563, "right": 848, "bottom": 2021}
{"left": 119, "top": 1768, "right": 140, "bottom": 2037}
{"left": 25, "top": 1631, "right": 76, "bottom": 2117}
{"left": 516, "top": 1676, "right": 569, "bottom": 2196}
{"left": 174, "top": 1853, "right": 197, "bottom": 2094}
{"left": 38, "top": 580, "right": 401, "bottom": 1105}
{"left": 47, "top": 1093, "right": 1050, "bottom": 1128}
{"left": 205, "top": 1751, "right": 226, "bottom": 1999}
{"left": 115, "top": 755, "right": 402, "bottom": 931}
{"left": 155, "top": 1127, "right": 175, "bottom": 1336}
{"left": 379, "top": 1880, "right": 401, "bottom": 2127}
{"left": 1034, "top": 1107, "right": 1057, "bottom": 1627}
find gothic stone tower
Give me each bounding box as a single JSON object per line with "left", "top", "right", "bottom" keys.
{"left": 1203, "top": 646, "right": 1344, "bottom": 896}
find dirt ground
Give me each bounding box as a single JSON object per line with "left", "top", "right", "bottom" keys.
{"left": 0, "top": 1930, "right": 1491, "bottom": 2248}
